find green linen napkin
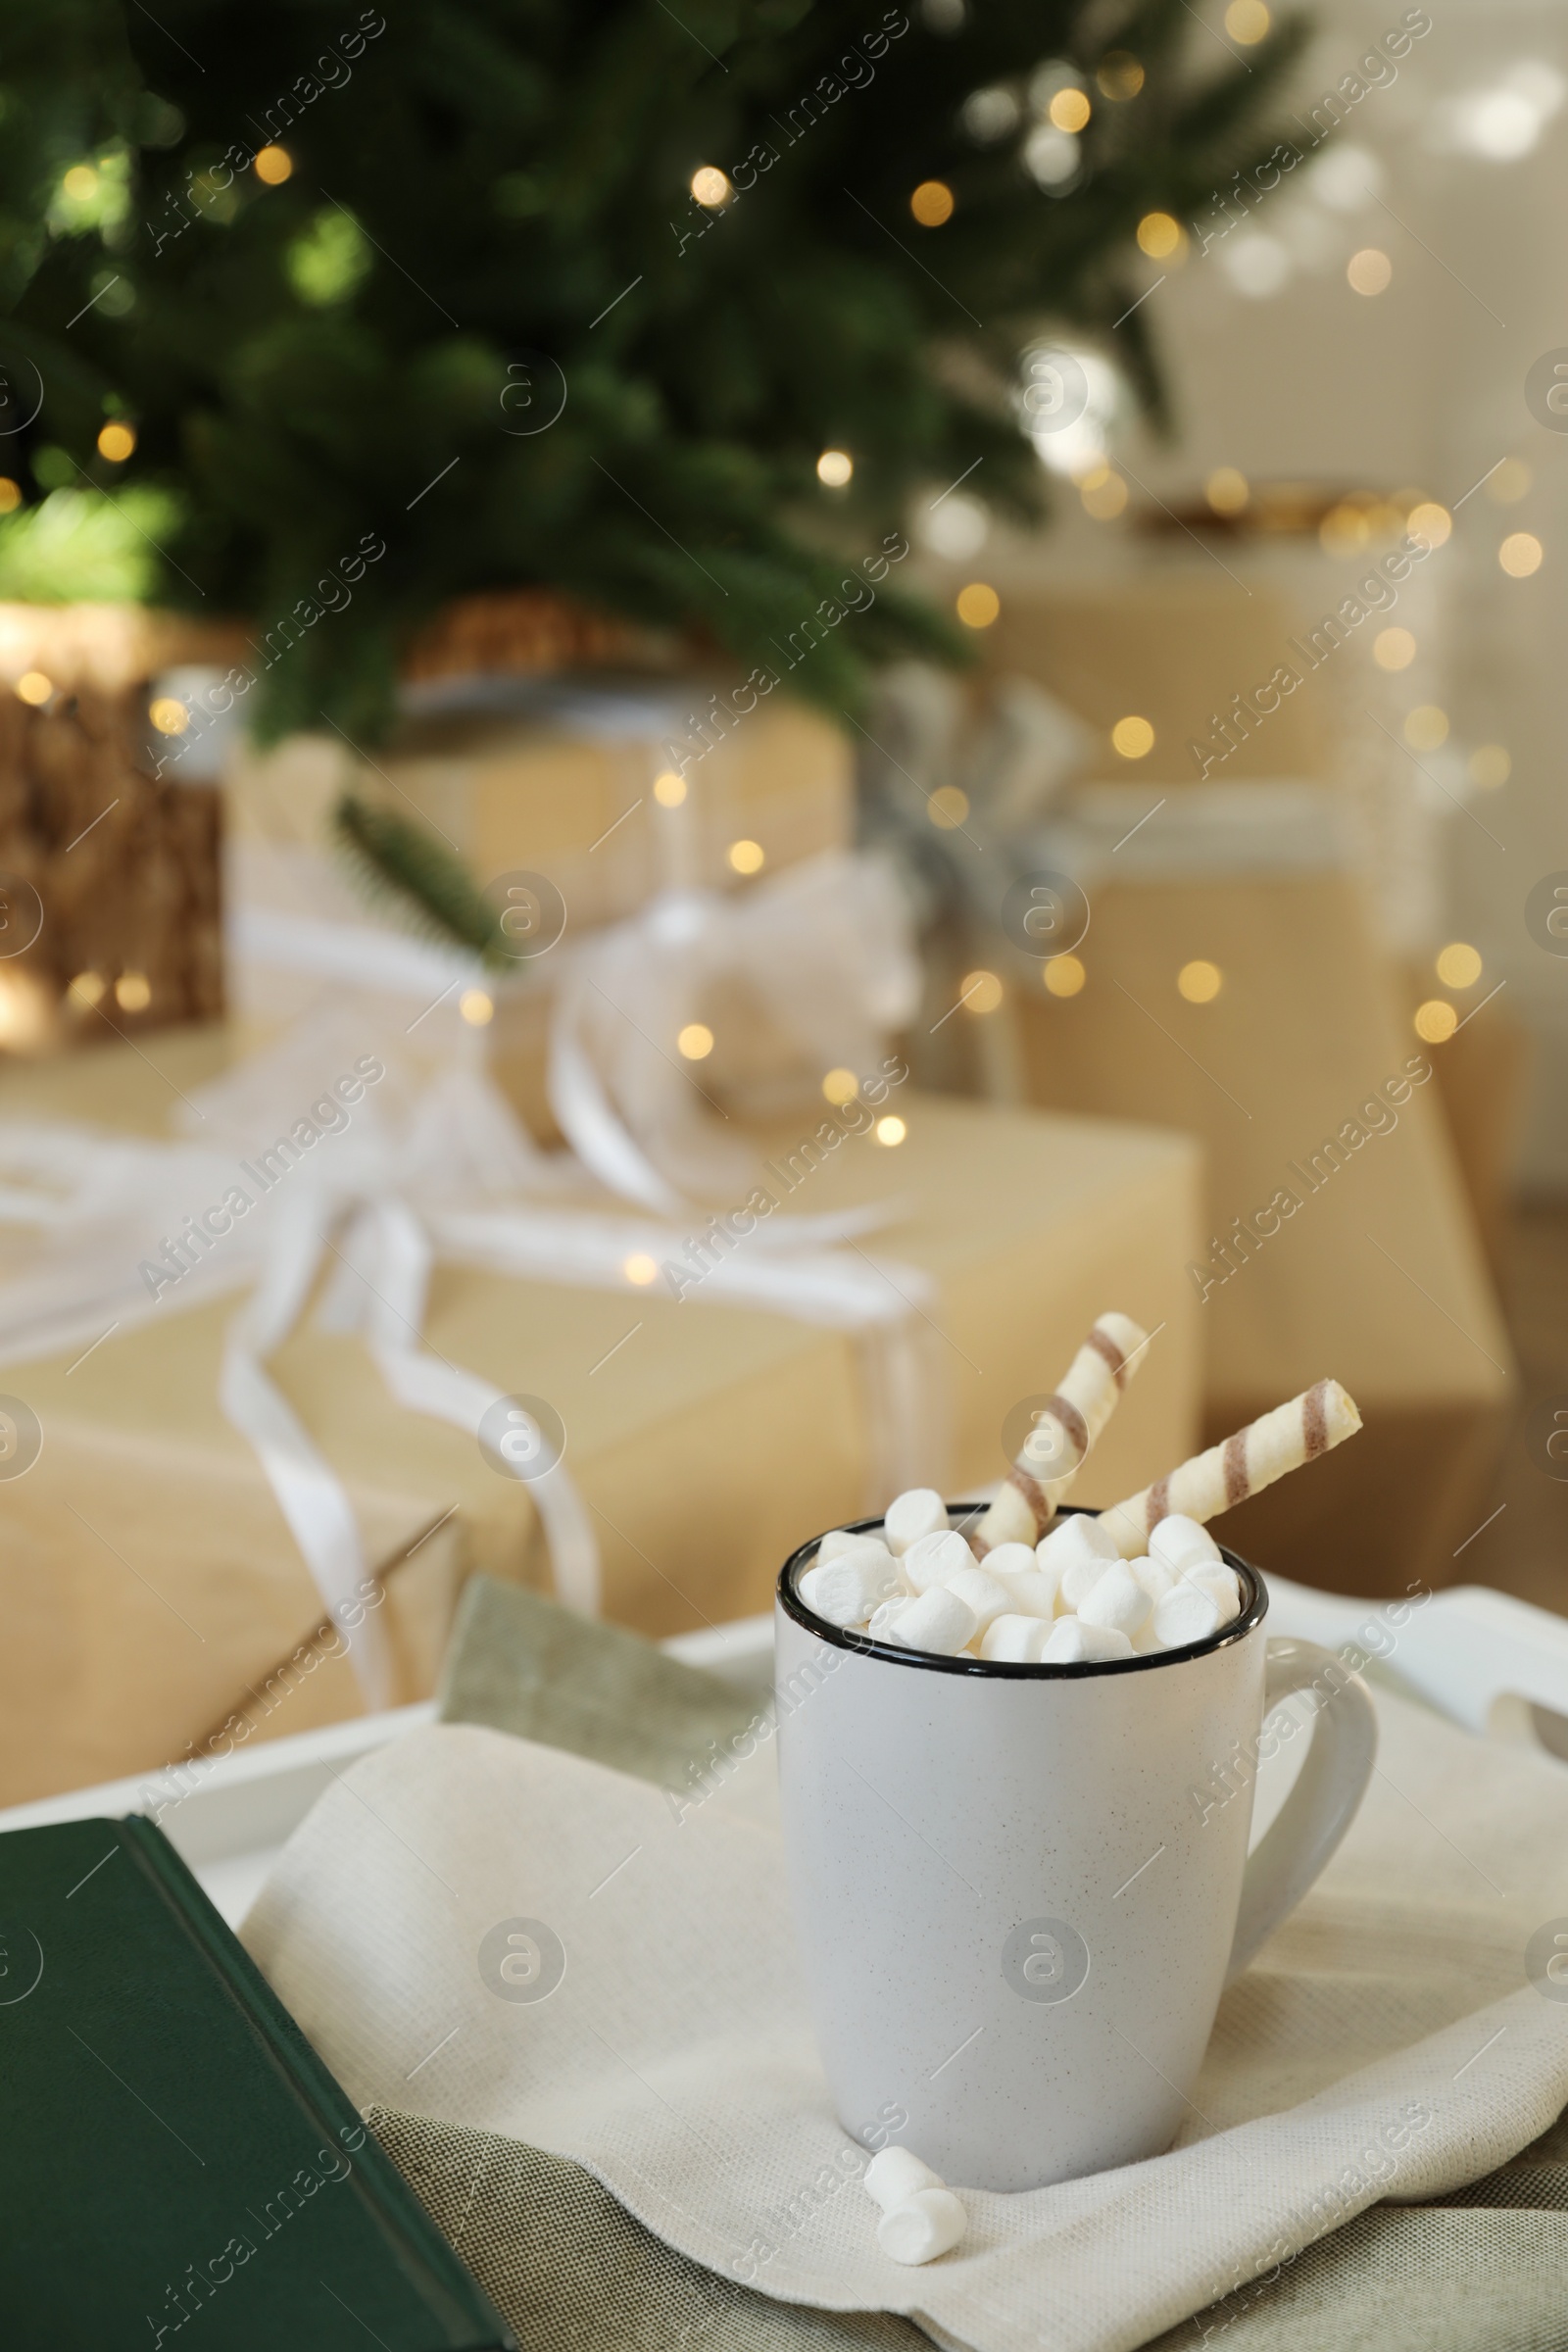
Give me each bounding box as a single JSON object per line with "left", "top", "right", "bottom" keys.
{"left": 371, "top": 2104, "right": 1568, "bottom": 2352}
{"left": 435, "top": 1574, "right": 762, "bottom": 1791}
{"left": 1143, "top": 2105, "right": 1568, "bottom": 2352}
{"left": 371, "top": 2106, "right": 925, "bottom": 2352}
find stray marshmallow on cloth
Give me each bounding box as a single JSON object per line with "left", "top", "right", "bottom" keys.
{"left": 862, "top": 2146, "right": 967, "bottom": 2265}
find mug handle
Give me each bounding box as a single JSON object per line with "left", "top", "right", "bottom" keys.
{"left": 1225, "top": 1637, "right": 1378, "bottom": 1984}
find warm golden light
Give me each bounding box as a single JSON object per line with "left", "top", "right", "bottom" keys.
{"left": 96, "top": 421, "right": 135, "bottom": 462}
{"left": 816, "top": 449, "right": 853, "bottom": 487}
{"left": 254, "top": 145, "right": 293, "bottom": 184}
{"left": 1407, "top": 501, "right": 1451, "bottom": 548}
{"left": 15, "top": 671, "right": 52, "bottom": 706}
{"left": 622, "top": 1252, "right": 660, "bottom": 1285}
{"left": 873, "top": 1114, "right": 907, "bottom": 1147}
{"left": 67, "top": 970, "right": 105, "bottom": 1009}
{"left": 726, "top": 837, "right": 764, "bottom": 874}
{"left": 1081, "top": 469, "right": 1128, "bottom": 519}
{"left": 910, "top": 179, "right": 955, "bottom": 226}
{"left": 1319, "top": 503, "right": 1370, "bottom": 556}
{"left": 1488, "top": 459, "right": 1531, "bottom": 503}
{"left": 1044, "top": 954, "right": 1087, "bottom": 997}
{"left": 1111, "top": 714, "right": 1154, "bottom": 760}
{"left": 1403, "top": 705, "right": 1448, "bottom": 750}
{"left": 1347, "top": 247, "right": 1392, "bottom": 296}
{"left": 1436, "top": 942, "right": 1482, "bottom": 989}
{"left": 653, "top": 769, "right": 688, "bottom": 807}
{"left": 460, "top": 988, "right": 494, "bottom": 1025}
{"left": 1097, "top": 53, "right": 1145, "bottom": 100}
{"left": 1414, "top": 999, "right": 1457, "bottom": 1044}
{"left": 0, "top": 969, "right": 56, "bottom": 1053}
{"left": 1224, "top": 0, "right": 1271, "bottom": 41}
{"left": 1205, "top": 467, "right": 1250, "bottom": 515}
{"left": 1178, "top": 959, "right": 1223, "bottom": 1004}
{"left": 691, "top": 167, "right": 730, "bottom": 208}
{"left": 1373, "top": 626, "right": 1416, "bottom": 670}
{"left": 148, "top": 697, "right": 189, "bottom": 735}
{"left": 961, "top": 968, "right": 1004, "bottom": 1014}
{"left": 677, "top": 1021, "right": 714, "bottom": 1059}
{"left": 63, "top": 165, "right": 99, "bottom": 202}
{"left": 956, "top": 581, "right": 1000, "bottom": 628}
{"left": 1499, "top": 531, "right": 1544, "bottom": 577}
{"left": 1049, "top": 87, "right": 1091, "bottom": 133}
{"left": 1137, "top": 211, "right": 1183, "bottom": 259}
{"left": 1469, "top": 743, "right": 1510, "bottom": 788}
{"left": 115, "top": 971, "right": 151, "bottom": 1012}
{"left": 822, "top": 1067, "right": 859, "bottom": 1105}
{"left": 928, "top": 785, "right": 970, "bottom": 829}
{"left": 0, "top": 479, "right": 20, "bottom": 514}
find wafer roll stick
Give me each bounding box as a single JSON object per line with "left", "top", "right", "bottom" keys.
{"left": 1098, "top": 1379, "right": 1362, "bottom": 1559}
{"left": 975, "top": 1311, "right": 1150, "bottom": 1554}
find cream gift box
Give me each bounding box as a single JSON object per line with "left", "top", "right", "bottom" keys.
{"left": 222, "top": 678, "right": 853, "bottom": 1021}
{"left": 1015, "top": 867, "right": 1514, "bottom": 1594}
{"left": 0, "top": 1025, "right": 1202, "bottom": 1805}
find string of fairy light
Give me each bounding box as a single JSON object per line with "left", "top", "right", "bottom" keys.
{"left": 0, "top": 42, "right": 1537, "bottom": 1103}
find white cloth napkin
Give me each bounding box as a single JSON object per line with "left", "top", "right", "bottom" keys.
{"left": 242, "top": 1692, "right": 1568, "bottom": 2352}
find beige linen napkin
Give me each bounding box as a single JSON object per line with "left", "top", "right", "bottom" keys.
{"left": 243, "top": 1687, "right": 1568, "bottom": 2352}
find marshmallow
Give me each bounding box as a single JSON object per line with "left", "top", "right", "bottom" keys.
{"left": 863, "top": 2147, "right": 945, "bottom": 2210}
{"left": 903, "top": 1528, "right": 977, "bottom": 1594}
{"left": 883, "top": 1488, "right": 950, "bottom": 1557}
{"left": 990, "top": 1566, "right": 1060, "bottom": 1620}
{"left": 1152, "top": 1582, "right": 1224, "bottom": 1650}
{"left": 1129, "top": 1555, "right": 1177, "bottom": 1604}
{"left": 867, "top": 1595, "right": 913, "bottom": 1642}
{"left": 1132, "top": 1617, "right": 1169, "bottom": 1654}
{"left": 881, "top": 1585, "right": 976, "bottom": 1656}
{"left": 981, "top": 1542, "right": 1040, "bottom": 1579}
{"left": 1100, "top": 1380, "right": 1362, "bottom": 1558}
{"left": 1076, "top": 1561, "right": 1151, "bottom": 1640}
{"left": 1059, "top": 1550, "right": 1115, "bottom": 1612}
{"left": 1042, "top": 1614, "right": 1135, "bottom": 1664}
{"left": 1181, "top": 1562, "right": 1243, "bottom": 1619}
{"left": 1148, "top": 1513, "right": 1223, "bottom": 1574}
{"left": 799, "top": 1545, "right": 904, "bottom": 1629}
{"left": 1037, "top": 1513, "right": 1118, "bottom": 1573}
{"left": 943, "top": 1565, "right": 1011, "bottom": 1634}
{"left": 817, "top": 1527, "right": 874, "bottom": 1564}
{"left": 980, "top": 1611, "right": 1052, "bottom": 1663}
{"left": 877, "top": 2187, "right": 967, "bottom": 2265}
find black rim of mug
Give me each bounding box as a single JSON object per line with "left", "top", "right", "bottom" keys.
{"left": 776, "top": 1501, "right": 1268, "bottom": 1677}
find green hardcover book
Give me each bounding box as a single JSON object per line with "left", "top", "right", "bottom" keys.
{"left": 0, "top": 1814, "right": 516, "bottom": 2350}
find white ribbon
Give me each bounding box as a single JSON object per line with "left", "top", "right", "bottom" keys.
{"left": 546, "top": 852, "right": 921, "bottom": 1209}
{"left": 0, "top": 852, "right": 942, "bottom": 1690}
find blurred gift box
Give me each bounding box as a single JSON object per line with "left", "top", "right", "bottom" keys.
{"left": 0, "top": 1022, "right": 1201, "bottom": 1805}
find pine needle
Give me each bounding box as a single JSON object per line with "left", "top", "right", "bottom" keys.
{"left": 332, "top": 793, "right": 506, "bottom": 968}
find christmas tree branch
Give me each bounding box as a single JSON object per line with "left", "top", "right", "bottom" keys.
{"left": 332, "top": 793, "right": 508, "bottom": 971}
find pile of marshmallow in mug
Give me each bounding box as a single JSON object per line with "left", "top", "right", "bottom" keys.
{"left": 800, "top": 1492, "right": 1239, "bottom": 1663}
{"left": 799, "top": 1311, "right": 1361, "bottom": 1673}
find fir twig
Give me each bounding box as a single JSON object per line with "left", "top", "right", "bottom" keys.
{"left": 332, "top": 793, "right": 507, "bottom": 970}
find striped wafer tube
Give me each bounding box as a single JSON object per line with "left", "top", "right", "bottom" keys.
{"left": 975, "top": 1311, "right": 1150, "bottom": 1554}
{"left": 1097, "top": 1379, "right": 1362, "bottom": 1559}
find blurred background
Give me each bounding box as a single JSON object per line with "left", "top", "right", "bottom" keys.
{"left": 0, "top": 0, "right": 1562, "bottom": 1802}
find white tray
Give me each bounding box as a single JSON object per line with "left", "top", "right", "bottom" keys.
{"left": 3, "top": 1581, "right": 1563, "bottom": 1929}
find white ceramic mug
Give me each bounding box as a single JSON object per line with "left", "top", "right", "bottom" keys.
{"left": 774, "top": 1504, "right": 1377, "bottom": 2191}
